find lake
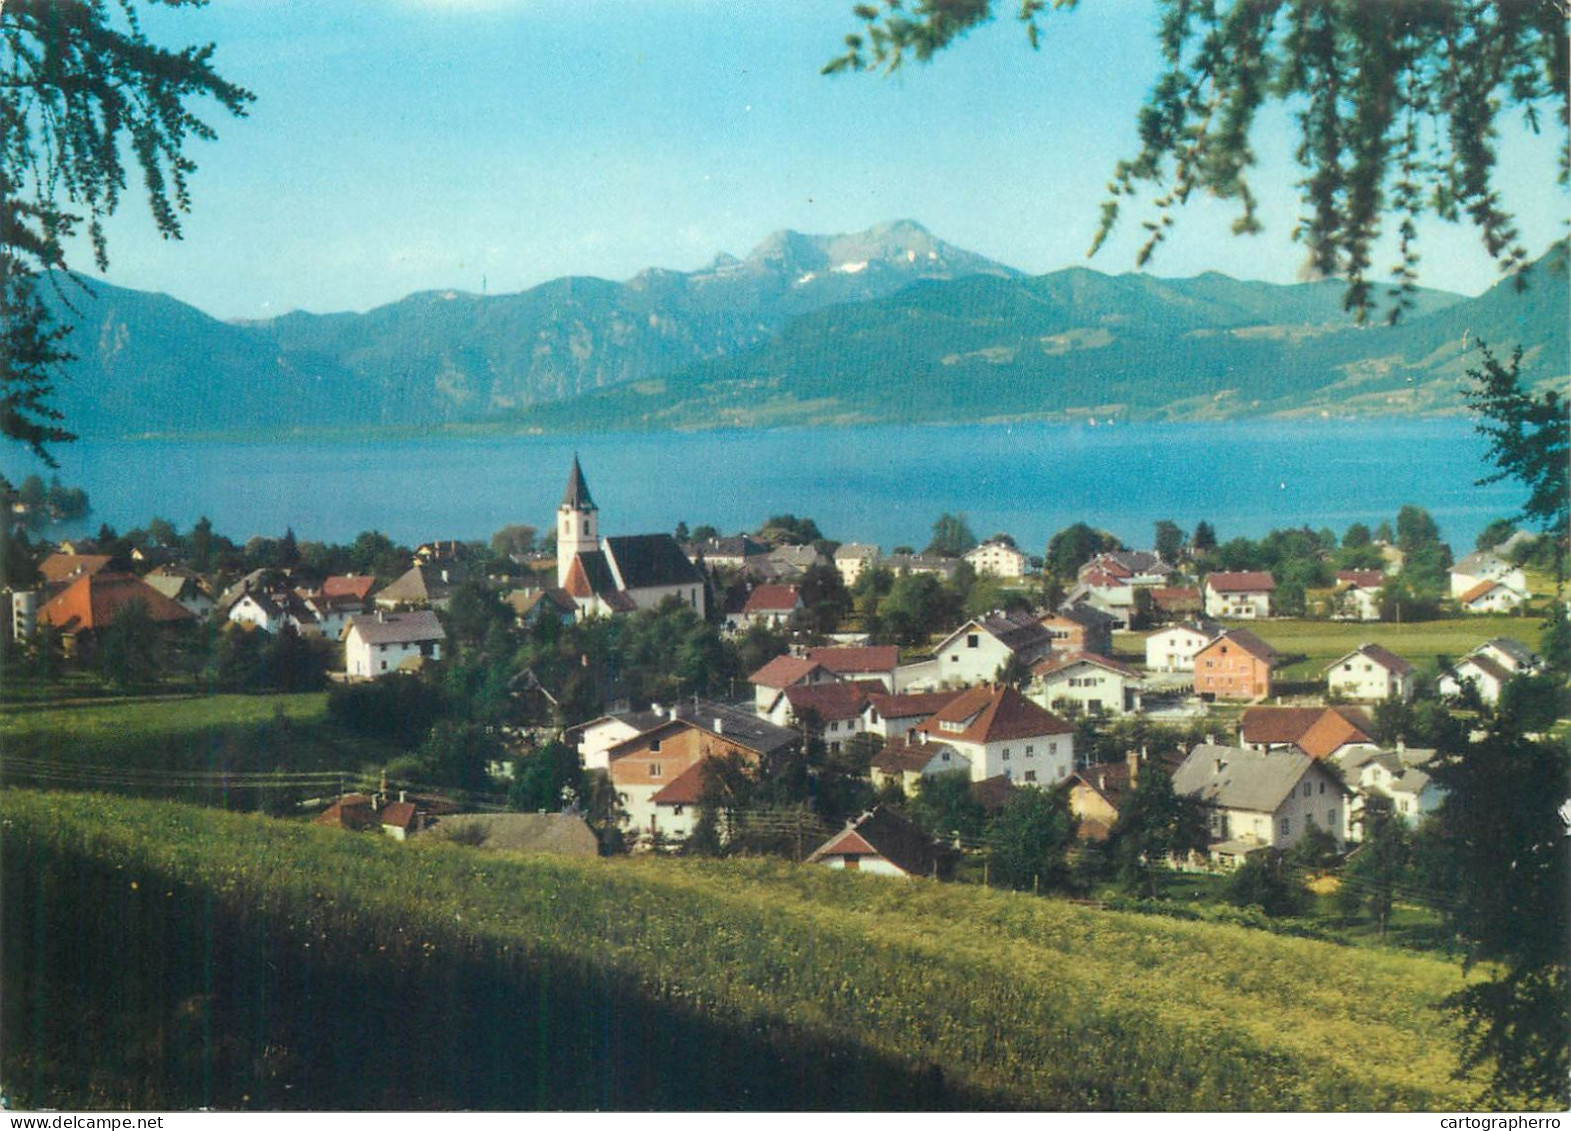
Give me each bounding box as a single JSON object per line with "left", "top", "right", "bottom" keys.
{"left": 7, "top": 417, "right": 1527, "bottom": 555}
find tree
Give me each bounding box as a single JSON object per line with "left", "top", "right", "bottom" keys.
{"left": 1107, "top": 765, "right": 1207, "bottom": 898}
{"left": 1338, "top": 800, "right": 1411, "bottom": 938}
{"left": 756, "top": 514, "right": 823, "bottom": 546}
{"left": 3, "top": 1, "right": 253, "bottom": 462}
{"left": 909, "top": 769, "right": 986, "bottom": 843}
{"left": 986, "top": 785, "right": 1076, "bottom": 893}
{"left": 1342, "top": 522, "right": 1372, "bottom": 550}
{"left": 490, "top": 523, "right": 537, "bottom": 558}
{"left": 1044, "top": 521, "right": 1119, "bottom": 579}
{"left": 924, "top": 511, "right": 977, "bottom": 557}
{"left": 827, "top": 0, "right": 1566, "bottom": 323}
{"left": 1190, "top": 520, "right": 1217, "bottom": 555}
{"left": 508, "top": 740, "right": 582, "bottom": 813}
{"left": 1463, "top": 341, "right": 1571, "bottom": 582}
{"left": 1228, "top": 851, "right": 1308, "bottom": 918}
{"left": 1423, "top": 721, "right": 1569, "bottom": 1105}
{"left": 1475, "top": 517, "right": 1520, "bottom": 553}
{"left": 1152, "top": 519, "right": 1183, "bottom": 563}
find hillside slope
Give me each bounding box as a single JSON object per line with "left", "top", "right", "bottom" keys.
{"left": 1, "top": 790, "right": 1500, "bottom": 1111}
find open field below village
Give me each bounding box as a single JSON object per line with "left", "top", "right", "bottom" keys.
{"left": 1116, "top": 613, "right": 1546, "bottom": 684}
{"left": 0, "top": 789, "right": 1512, "bottom": 1112}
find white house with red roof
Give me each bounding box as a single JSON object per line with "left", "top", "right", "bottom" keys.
{"left": 1325, "top": 643, "right": 1417, "bottom": 702}
{"left": 862, "top": 688, "right": 966, "bottom": 743}
{"left": 1331, "top": 570, "right": 1385, "bottom": 621}
{"left": 1143, "top": 618, "right": 1222, "bottom": 672}
{"left": 1450, "top": 550, "right": 1526, "bottom": 600}
{"left": 912, "top": 684, "right": 1074, "bottom": 787}
{"left": 724, "top": 584, "right": 802, "bottom": 632}
{"left": 1030, "top": 652, "right": 1143, "bottom": 716}
{"left": 1456, "top": 578, "right": 1528, "bottom": 614}
{"left": 1204, "top": 571, "right": 1276, "bottom": 618}
{"left": 805, "top": 645, "right": 900, "bottom": 690}
{"left": 806, "top": 808, "right": 958, "bottom": 878}
{"left": 748, "top": 654, "right": 840, "bottom": 713}
{"left": 761, "top": 680, "right": 885, "bottom": 751}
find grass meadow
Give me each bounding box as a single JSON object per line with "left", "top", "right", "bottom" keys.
{"left": 0, "top": 789, "right": 1512, "bottom": 1112}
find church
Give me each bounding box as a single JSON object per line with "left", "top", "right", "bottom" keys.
{"left": 556, "top": 457, "right": 708, "bottom": 618}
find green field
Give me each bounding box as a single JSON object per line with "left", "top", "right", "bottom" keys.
{"left": 1118, "top": 614, "right": 1545, "bottom": 682}
{"left": 0, "top": 691, "right": 331, "bottom": 754}
{"left": 0, "top": 789, "right": 1513, "bottom": 1111}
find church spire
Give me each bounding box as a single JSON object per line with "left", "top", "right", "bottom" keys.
{"left": 561, "top": 454, "right": 596, "bottom": 512}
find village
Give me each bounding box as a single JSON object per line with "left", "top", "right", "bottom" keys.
{"left": 4, "top": 457, "right": 1559, "bottom": 897}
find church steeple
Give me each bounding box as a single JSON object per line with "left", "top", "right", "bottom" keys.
{"left": 560, "top": 454, "right": 596, "bottom": 513}
{"left": 557, "top": 455, "right": 600, "bottom": 587}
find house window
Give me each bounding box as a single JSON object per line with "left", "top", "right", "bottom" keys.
{"left": 1049, "top": 742, "right": 1057, "bottom": 755}
{"left": 1279, "top": 816, "right": 1291, "bottom": 838}
{"left": 1024, "top": 770, "right": 1037, "bottom": 782}
{"left": 673, "top": 805, "right": 684, "bottom": 816}
{"left": 649, "top": 764, "right": 662, "bottom": 778}
{"left": 1057, "top": 765, "right": 1065, "bottom": 779}
{"left": 941, "top": 750, "right": 950, "bottom": 762}
{"left": 1328, "top": 809, "right": 1337, "bottom": 827}
{"left": 1319, "top": 781, "right": 1325, "bottom": 794}
{"left": 1002, "top": 749, "right": 1011, "bottom": 761}
{"left": 966, "top": 634, "right": 979, "bottom": 648}
{"left": 829, "top": 721, "right": 840, "bottom": 732}
{"left": 1025, "top": 745, "right": 1035, "bottom": 756}
{"left": 650, "top": 740, "right": 661, "bottom": 753}
{"left": 843, "top": 857, "right": 860, "bottom": 871}
{"left": 1302, "top": 781, "right": 1312, "bottom": 798}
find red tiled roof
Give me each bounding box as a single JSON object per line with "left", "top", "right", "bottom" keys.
{"left": 867, "top": 688, "right": 965, "bottom": 719}
{"left": 1150, "top": 586, "right": 1202, "bottom": 607}
{"left": 1033, "top": 650, "right": 1140, "bottom": 680}
{"left": 1459, "top": 579, "right": 1505, "bottom": 604}
{"left": 1239, "top": 706, "right": 1373, "bottom": 759}
{"left": 1328, "top": 643, "right": 1415, "bottom": 677}
{"left": 38, "top": 553, "right": 114, "bottom": 586}
{"left": 749, "top": 654, "right": 824, "bottom": 689}
{"left": 806, "top": 645, "right": 901, "bottom": 673}
{"left": 1206, "top": 571, "right": 1276, "bottom": 593}
{"left": 870, "top": 739, "right": 946, "bottom": 775}
{"left": 741, "top": 585, "right": 800, "bottom": 614}
{"left": 915, "top": 685, "right": 1073, "bottom": 745}
{"left": 1079, "top": 568, "right": 1127, "bottom": 589}
{"left": 380, "top": 801, "right": 418, "bottom": 830}
{"left": 783, "top": 679, "right": 884, "bottom": 722}
{"left": 38, "top": 572, "right": 196, "bottom": 634}
{"left": 320, "top": 575, "right": 377, "bottom": 601}
{"left": 1335, "top": 570, "right": 1385, "bottom": 589}
{"left": 651, "top": 760, "right": 709, "bottom": 805}
{"left": 814, "top": 828, "right": 878, "bottom": 858}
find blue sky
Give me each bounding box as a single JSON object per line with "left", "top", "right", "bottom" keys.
{"left": 73, "top": 0, "right": 1568, "bottom": 320}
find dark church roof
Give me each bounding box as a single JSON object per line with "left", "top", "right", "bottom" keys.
{"left": 561, "top": 456, "right": 596, "bottom": 511}
{"left": 605, "top": 534, "right": 704, "bottom": 590}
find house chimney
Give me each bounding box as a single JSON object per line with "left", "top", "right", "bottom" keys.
{"left": 399, "top": 790, "right": 407, "bottom": 803}
{"left": 713, "top": 717, "right": 724, "bottom": 735}
{"left": 1098, "top": 772, "right": 1107, "bottom": 792}
{"left": 1214, "top": 756, "right": 1225, "bottom": 776}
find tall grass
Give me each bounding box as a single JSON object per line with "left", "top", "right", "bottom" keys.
{"left": 0, "top": 789, "right": 1506, "bottom": 1111}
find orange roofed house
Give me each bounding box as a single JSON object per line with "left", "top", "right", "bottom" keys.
{"left": 37, "top": 572, "right": 195, "bottom": 656}
{"left": 1238, "top": 705, "right": 1376, "bottom": 761}
{"left": 1193, "top": 628, "right": 1277, "bottom": 701}
{"left": 912, "top": 684, "right": 1075, "bottom": 788}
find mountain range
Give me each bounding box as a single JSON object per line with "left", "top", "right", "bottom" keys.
{"left": 39, "top": 221, "right": 1567, "bottom": 438}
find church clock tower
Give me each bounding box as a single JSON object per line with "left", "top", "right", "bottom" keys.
{"left": 556, "top": 455, "right": 599, "bottom": 587}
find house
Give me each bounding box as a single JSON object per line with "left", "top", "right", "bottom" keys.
{"left": 343, "top": 610, "right": 446, "bottom": 678}
{"left": 1031, "top": 652, "right": 1142, "bottom": 717}
{"left": 756, "top": 544, "right": 825, "bottom": 582}
{"left": 1450, "top": 550, "right": 1526, "bottom": 599}
{"left": 964, "top": 539, "right": 1028, "bottom": 578}
{"left": 1204, "top": 571, "right": 1275, "bottom": 618}
{"left": 763, "top": 679, "right": 885, "bottom": 750}
{"left": 604, "top": 703, "right": 799, "bottom": 844}
{"left": 1067, "top": 751, "right": 1148, "bottom": 841}
{"left": 228, "top": 589, "right": 318, "bottom": 634}
{"left": 1079, "top": 551, "right": 1174, "bottom": 587}
{"left": 1330, "top": 570, "right": 1385, "bottom": 621}
{"left": 1192, "top": 628, "right": 1277, "bottom": 701}
{"left": 374, "top": 563, "right": 464, "bottom": 611}
{"left": 320, "top": 574, "right": 379, "bottom": 603}
{"left": 1436, "top": 638, "right": 1539, "bottom": 705}
{"left": 833, "top": 543, "right": 881, "bottom": 586}
{"left": 556, "top": 458, "right": 708, "bottom": 617}
{"left": 805, "top": 807, "right": 958, "bottom": 878}
{"left": 725, "top": 584, "right": 802, "bottom": 632}
{"left": 505, "top": 587, "right": 578, "bottom": 628}
{"left": 301, "top": 591, "right": 369, "bottom": 639}
{"left": 1173, "top": 744, "right": 1349, "bottom": 858}
{"left": 1325, "top": 643, "right": 1416, "bottom": 702}
{"left": 141, "top": 566, "right": 215, "bottom": 621}
{"left": 933, "top": 609, "right": 1056, "bottom": 686}
{"left": 313, "top": 794, "right": 381, "bottom": 832}
{"left": 379, "top": 799, "right": 422, "bottom": 841}
{"left": 683, "top": 535, "right": 771, "bottom": 572}
{"left": 414, "top": 539, "right": 476, "bottom": 567}
{"left": 1457, "top": 579, "right": 1528, "bottom": 614}
{"left": 569, "top": 706, "right": 674, "bottom": 772}
{"left": 37, "top": 572, "right": 195, "bottom": 655}
{"left": 1238, "top": 705, "right": 1376, "bottom": 761}
{"left": 38, "top": 552, "right": 114, "bottom": 589}
{"left": 1335, "top": 746, "right": 1444, "bottom": 833}
{"left": 912, "top": 684, "right": 1074, "bottom": 787}
{"left": 883, "top": 552, "right": 960, "bottom": 581}
{"left": 869, "top": 738, "right": 971, "bottom": 794}
{"left": 748, "top": 653, "right": 841, "bottom": 713}
{"left": 1038, "top": 605, "right": 1117, "bottom": 657}
{"left": 1143, "top": 618, "right": 1222, "bottom": 672}
{"left": 805, "top": 645, "right": 901, "bottom": 690}
{"left": 1149, "top": 586, "right": 1203, "bottom": 619}
{"left": 863, "top": 688, "right": 966, "bottom": 744}
{"left": 1065, "top": 572, "right": 1135, "bottom": 628}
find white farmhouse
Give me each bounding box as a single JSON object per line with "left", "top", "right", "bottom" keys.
{"left": 933, "top": 610, "right": 1055, "bottom": 687}
{"left": 1325, "top": 643, "right": 1417, "bottom": 702}
{"left": 1173, "top": 744, "right": 1349, "bottom": 857}
{"left": 833, "top": 543, "right": 881, "bottom": 587}
{"left": 1204, "top": 571, "right": 1276, "bottom": 618}
{"left": 1031, "top": 652, "right": 1142, "bottom": 717}
{"left": 1450, "top": 550, "right": 1526, "bottom": 600}
{"left": 343, "top": 610, "right": 446, "bottom": 678}
{"left": 964, "top": 539, "right": 1028, "bottom": 578}
{"left": 912, "top": 684, "right": 1074, "bottom": 788}
{"left": 1143, "top": 618, "right": 1221, "bottom": 672}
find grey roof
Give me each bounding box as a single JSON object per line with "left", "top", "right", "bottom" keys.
{"left": 606, "top": 534, "right": 705, "bottom": 590}
{"left": 561, "top": 456, "right": 596, "bottom": 511}
{"left": 1475, "top": 636, "right": 1539, "bottom": 669}
{"left": 607, "top": 699, "right": 799, "bottom": 758}
{"left": 834, "top": 542, "right": 881, "bottom": 561}
{"left": 1454, "top": 549, "right": 1507, "bottom": 575}
{"left": 346, "top": 609, "right": 446, "bottom": 645}
{"left": 1325, "top": 642, "right": 1415, "bottom": 676}
{"left": 375, "top": 563, "right": 463, "bottom": 606}
{"left": 1173, "top": 744, "right": 1325, "bottom": 814}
